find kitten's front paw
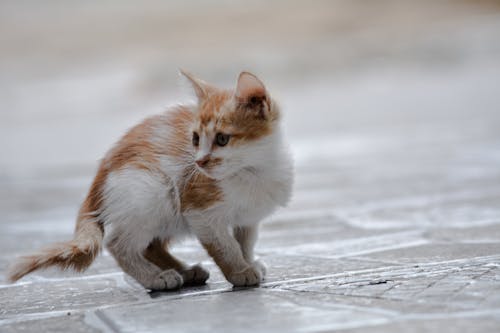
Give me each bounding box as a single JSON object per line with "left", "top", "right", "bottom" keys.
{"left": 228, "top": 266, "right": 262, "bottom": 287}
{"left": 147, "top": 269, "right": 184, "bottom": 291}
{"left": 251, "top": 260, "right": 266, "bottom": 281}
{"left": 182, "top": 264, "right": 210, "bottom": 286}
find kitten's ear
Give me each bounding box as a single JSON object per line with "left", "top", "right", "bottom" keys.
{"left": 179, "top": 69, "right": 214, "bottom": 101}
{"left": 235, "top": 72, "right": 269, "bottom": 119}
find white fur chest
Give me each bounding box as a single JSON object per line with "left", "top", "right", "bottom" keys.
{"left": 218, "top": 155, "right": 293, "bottom": 226}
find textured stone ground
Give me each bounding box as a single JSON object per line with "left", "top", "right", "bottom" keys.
{"left": 1, "top": 1, "right": 500, "bottom": 332}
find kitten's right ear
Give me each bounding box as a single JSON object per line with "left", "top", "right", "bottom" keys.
{"left": 235, "top": 71, "right": 269, "bottom": 120}
{"left": 179, "top": 69, "right": 213, "bottom": 102}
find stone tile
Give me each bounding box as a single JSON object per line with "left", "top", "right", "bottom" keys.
{"left": 358, "top": 243, "right": 500, "bottom": 264}
{"left": 261, "top": 255, "right": 394, "bottom": 283}
{"left": 335, "top": 189, "right": 500, "bottom": 230}
{"left": 263, "top": 230, "right": 428, "bottom": 259}
{"left": 0, "top": 313, "right": 100, "bottom": 333}
{"left": 100, "top": 289, "right": 393, "bottom": 333}
{"left": 259, "top": 215, "right": 406, "bottom": 250}
{"left": 0, "top": 275, "right": 143, "bottom": 320}
{"left": 279, "top": 256, "right": 500, "bottom": 314}
{"left": 336, "top": 316, "right": 500, "bottom": 333}
{"left": 426, "top": 224, "right": 500, "bottom": 243}
{"left": 286, "top": 162, "right": 500, "bottom": 230}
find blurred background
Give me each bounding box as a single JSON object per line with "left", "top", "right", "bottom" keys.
{"left": 1, "top": 0, "right": 500, "bottom": 254}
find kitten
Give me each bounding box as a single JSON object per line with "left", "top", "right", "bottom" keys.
{"left": 8, "top": 71, "right": 294, "bottom": 290}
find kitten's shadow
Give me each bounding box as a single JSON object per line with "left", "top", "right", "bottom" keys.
{"left": 147, "top": 282, "right": 218, "bottom": 299}
{"left": 148, "top": 283, "right": 258, "bottom": 298}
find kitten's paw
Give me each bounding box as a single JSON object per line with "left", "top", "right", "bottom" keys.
{"left": 148, "top": 269, "right": 184, "bottom": 290}
{"left": 251, "top": 260, "right": 267, "bottom": 281}
{"left": 182, "top": 264, "right": 210, "bottom": 285}
{"left": 228, "top": 266, "right": 262, "bottom": 287}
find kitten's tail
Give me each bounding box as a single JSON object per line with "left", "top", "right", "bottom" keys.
{"left": 7, "top": 220, "right": 104, "bottom": 282}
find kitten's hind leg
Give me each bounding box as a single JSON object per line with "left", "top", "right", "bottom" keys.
{"left": 107, "top": 236, "right": 183, "bottom": 291}
{"left": 144, "top": 238, "right": 209, "bottom": 286}
{"left": 234, "top": 225, "right": 266, "bottom": 280}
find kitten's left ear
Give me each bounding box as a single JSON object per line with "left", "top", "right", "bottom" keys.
{"left": 235, "top": 72, "right": 270, "bottom": 119}
{"left": 180, "top": 69, "right": 215, "bottom": 102}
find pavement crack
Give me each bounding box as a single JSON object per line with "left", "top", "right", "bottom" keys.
{"left": 86, "top": 310, "right": 122, "bottom": 333}
{"left": 368, "top": 279, "right": 392, "bottom": 285}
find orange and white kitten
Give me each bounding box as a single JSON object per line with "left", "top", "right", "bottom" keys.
{"left": 8, "top": 71, "right": 294, "bottom": 290}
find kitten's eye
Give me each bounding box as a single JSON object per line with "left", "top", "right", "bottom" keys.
{"left": 215, "top": 133, "right": 230, "bottom": 147}
{"left": 192, "top": 132, "right": 199, "bottom": 147}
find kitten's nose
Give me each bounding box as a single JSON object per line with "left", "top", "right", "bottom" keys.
{"left": 196, "top": 155, "right": 210, "bottom": 168}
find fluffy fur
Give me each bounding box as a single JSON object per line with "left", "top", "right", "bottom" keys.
{"left": 8, "top": 71, "right": 294, "bottom": 290}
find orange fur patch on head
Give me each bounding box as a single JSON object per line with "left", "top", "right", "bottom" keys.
{"left": 183, "top": 71, "right": 280, "bottom": 150}
{"left": 223, "top": 99, "right": 278, "bottom": 144}
{"left": 199, "top": 90, "right": 232, "bottom": 125}
{"left": 185, "top": 72, "right": 280, "bottom": 150}
{"left": 194, "top": 93, "right": 279, "bottom": 147}
{"left": 221, "top": 71, "right": 279, "bottom": 143}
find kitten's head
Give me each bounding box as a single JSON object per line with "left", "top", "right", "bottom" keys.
{"left": 181, "top": 70, "right": 281, "bottom": 180}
